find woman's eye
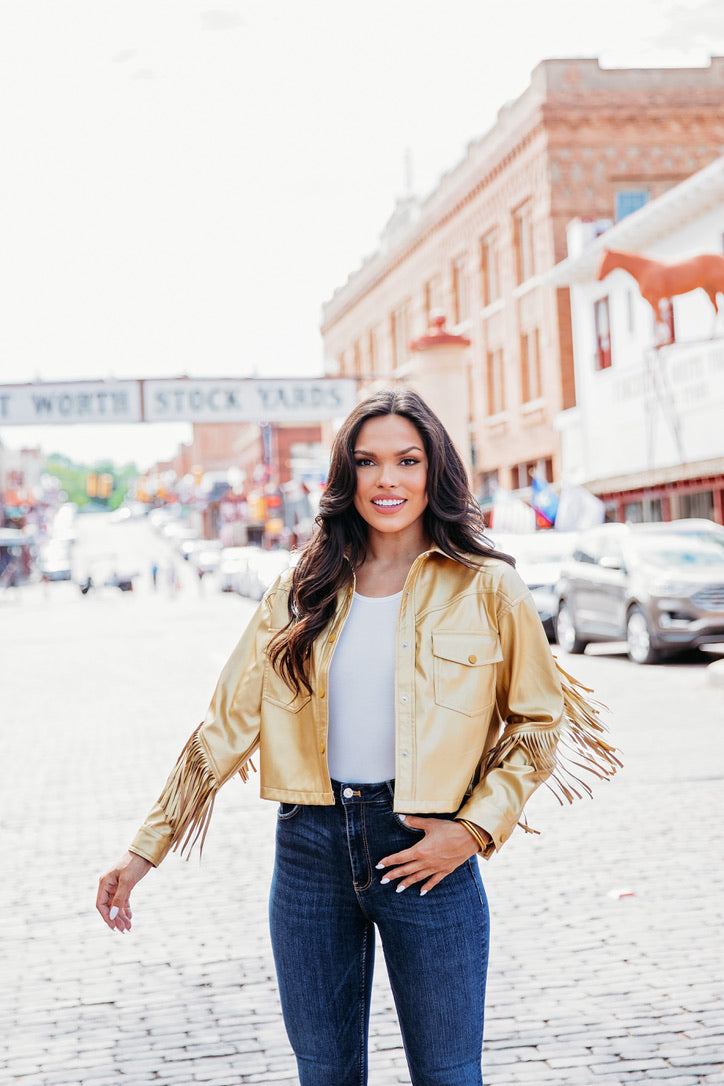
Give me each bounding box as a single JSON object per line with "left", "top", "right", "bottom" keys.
{"left": 355, "top": 458, "right": 374, "bottom": 467}
{"left": 401, "top": 458, "right": 419, "bottom": 466}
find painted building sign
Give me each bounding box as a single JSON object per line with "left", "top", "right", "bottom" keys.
{"left": 0, "top": 377, "right": 357, "bottom": 426}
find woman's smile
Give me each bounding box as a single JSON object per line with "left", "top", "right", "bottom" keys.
{"left": 371, "top": 497, "right": 406, "bottom": 510}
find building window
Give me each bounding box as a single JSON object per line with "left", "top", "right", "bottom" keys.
{"left": 516, "top": 461, "right": 533, "bottom": 489}
{"left": 593, "top": 297, "right": 612, "bottom": 371}
{"left": 680, "top": 490, "right": 714, "bottom": 519}
{"left": 654, "top": 298, "right": 676, "bottom": 347}
{"left": 424, "top": 276, "right": 442, "bottom": 321}
{"left": 452, "top": 257, "right": 469, "bottom": 323}
{"left": 514, "top": 457, "right": 552, "bottom": 490}
{"left": 353, "top": 340, "right": 362, "bottom": 375}
{"left": 368, "top": 329, "right": 378, "bottom": 375}
{"left": 486, "top": 348, "right": 505, "bottom": 415}
{"left": 624, "top": 498, "right": 663, "bottom": 524}
{"left": 615, "top": 189, "right": 649, "bottom": 222}
{"left": 480, "top": 232, "right": 500, "bottom": 306}
{"left": 520, "top": 327, "right": 542, "bottom": 402}
{"left": 626, "top": 290, "right": 636, "bottom": 335}
{"left": 391, "top": 303, "right": 410, "bottom": 368}
{"left": 479, "top": 469, "right": 499, "bottom": 501}
{"left": 513, "top": 202, "right": 534, "bottom": 284}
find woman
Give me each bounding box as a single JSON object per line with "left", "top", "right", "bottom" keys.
{"left": 97, "top": 388, "right": 618, "bottom": 1086}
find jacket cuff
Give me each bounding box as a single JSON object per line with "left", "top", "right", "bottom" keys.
{"left": 455, "top": 799, "right": 519, "bottom": 856}
{"left": 128, "top": 802, "right": 175, "bottom": 868}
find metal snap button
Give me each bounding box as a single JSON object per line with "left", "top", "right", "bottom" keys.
{"left": 343, "top": 787, "right": 354, "bottom": 798}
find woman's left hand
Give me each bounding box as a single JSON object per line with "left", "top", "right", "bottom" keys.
{"left": 376, "top": 817, "right": 481, "bottom": 896}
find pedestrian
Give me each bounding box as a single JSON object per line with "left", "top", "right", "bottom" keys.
{"left": 151, "top": 561, "right": 158, "bottom": 589}
{"left": 97, "top": 388, "right": 619, "bottom": 1086}
{"left": 166, "top": 563, "right": 180, "bottom": 594}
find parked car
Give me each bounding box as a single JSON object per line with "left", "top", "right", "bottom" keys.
{"left": 163, "top": 522, "right": 198, "bottom": 552}
{"left": 191, "top": 540, "right": 223, "bottom": 576}
{"left": 39, "top": 540, "right": 73, "bottom": 581}
{"left": 0, "top": 528, "right": 36, "bottom": 586}
{"left": 219, "top": 546, "right": 255, "bottom": 592}
{"left": 633, "top": 517, "right": 724, "bottom": 552}
{"left": 77, "top": 556, "right": 138, "bottom": 593}
{"left": 243, "top": 549, "right": 292, "bottom": 601}
{"left": 555, "top": 524, "right": 724, "bottom": 663}
{"left": 492, "top": 531, "right": 579, "bottom": 639}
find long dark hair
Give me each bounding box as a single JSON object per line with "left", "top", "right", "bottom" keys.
{"left": 268, "top": 387, "right": 514, "bottom": 693}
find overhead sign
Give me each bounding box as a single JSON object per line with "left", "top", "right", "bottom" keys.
{"left": 0, "top": 381, "right": 142, "bottom": 426}
{"left": 142, "top": 378, "right": 357, "bottom": 423}
{"left": 0, "top": 377, "right": 357, "bottom": 425}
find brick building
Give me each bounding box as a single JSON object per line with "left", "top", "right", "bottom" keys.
{"left": 152, "top": 420, "right": 323, "bottom": 488}
{"left": 320, "top": 57, "right": 724, "bottom": 503}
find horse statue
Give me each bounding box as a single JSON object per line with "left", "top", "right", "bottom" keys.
{"left": 597, "top": 248, "right": 724, "bottom": 321}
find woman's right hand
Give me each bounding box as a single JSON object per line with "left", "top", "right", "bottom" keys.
{"left": 96, "top": 851, "right": 152, "bottom": 932}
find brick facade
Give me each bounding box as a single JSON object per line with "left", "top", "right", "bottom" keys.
{"left": 157, "top": 421, "right": 323, "bottom": 490}
{"left": 321, "top": 57, "right": 724, "bottom": 499}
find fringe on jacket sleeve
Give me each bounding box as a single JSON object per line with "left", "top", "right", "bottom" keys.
{"left": 157, "top": 725, "right": 257, "bottom": 859}
{"left": 484, "top": 660, "right": 622, "bottom": 807}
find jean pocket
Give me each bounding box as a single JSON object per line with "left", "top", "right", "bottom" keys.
{"left": 392, "top": 811, "right": 424, "bottom": 835}
{"left": 277, "top": 802, "right": 301, "bottom": 821}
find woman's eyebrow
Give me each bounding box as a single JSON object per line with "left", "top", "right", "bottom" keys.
{"left": 354, "top": 445, "right": 424, "bottom": 456}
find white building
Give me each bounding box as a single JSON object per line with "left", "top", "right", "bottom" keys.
{"left": 549, "top": 155, "right": 724, "bottom": 524}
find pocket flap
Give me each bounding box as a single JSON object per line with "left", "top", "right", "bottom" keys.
{"left": 431, "top": 631, "right": 503, "bottom": 667}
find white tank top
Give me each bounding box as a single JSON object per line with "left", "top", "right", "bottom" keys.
{"left": 326, "top": 590, "right": 401, "bottom": 783}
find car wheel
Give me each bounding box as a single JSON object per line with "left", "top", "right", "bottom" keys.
{"left": 626, "top": 605, "right": 661, "bottom": 665}
{"left": 555, "top": 601, "right": 588, "bottom": 654}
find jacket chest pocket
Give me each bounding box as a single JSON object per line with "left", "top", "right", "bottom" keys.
{"left": 262, "top": 654, "right": 312, "bottom": 714}
{"left": 431, "top": 631, "right": 502, "bottom": 717}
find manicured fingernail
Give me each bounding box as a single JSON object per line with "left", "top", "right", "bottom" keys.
{"left": 375, "top": 862, "right": 385, "bottom": 870}
{"left": 396, "top": 884, "right": 407, "bottom": 893}
{"left": 380, "top": 877, "right": 390, "bottom": 885}
{"left": 399, "top": 814, "right": 407, "bottom": 822}
{"left": 420, "top": 889, "right": 428, "bottom": 897}
{"left": 109, "top": 906, "right": 119, "bottom": 920}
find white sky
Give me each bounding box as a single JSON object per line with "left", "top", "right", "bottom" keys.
{"left": 1, "top": 0, "right": 723, "bottom": 469}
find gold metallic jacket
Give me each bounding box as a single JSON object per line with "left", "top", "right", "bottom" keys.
{"left": 129, "top": 548, "right": 619, "bottom": 867}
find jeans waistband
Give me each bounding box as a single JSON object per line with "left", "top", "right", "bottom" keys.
{"left": 330, "top": 779, "right": 395, "bottom": 804}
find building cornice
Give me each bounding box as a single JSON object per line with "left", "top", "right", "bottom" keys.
{"left": 320, "top": 121, "right": 545, "bottom": 332}
{"left": 586, "top": 456, "right": 724, "bottom": 495}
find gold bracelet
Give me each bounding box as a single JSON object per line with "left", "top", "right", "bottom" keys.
{"left": 458, "top": 819, "right": 493, "bottom": 854}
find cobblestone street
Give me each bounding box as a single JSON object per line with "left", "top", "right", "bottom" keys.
{"left": 2, "top": 563, "right": 723, "bottom": 1085}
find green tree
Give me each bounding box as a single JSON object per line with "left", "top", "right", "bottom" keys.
{"left": 45, "top": 454, "right": 138, "bottom": 511}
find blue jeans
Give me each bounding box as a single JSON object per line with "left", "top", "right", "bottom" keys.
{"left": 269, "top": 780, "right": 489, "bottom": 1086}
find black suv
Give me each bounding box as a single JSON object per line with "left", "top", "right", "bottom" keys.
{"left": 555, "top": 524, "right": 724, "bottom": 664}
